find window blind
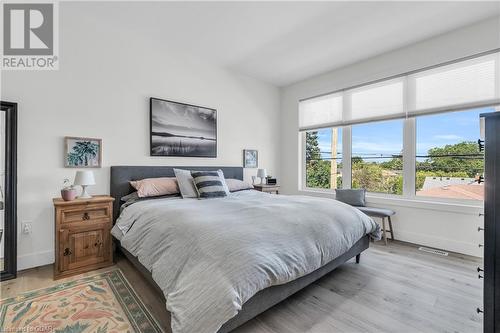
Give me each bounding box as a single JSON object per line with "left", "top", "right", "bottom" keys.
{"left": 298, "top": 93, "right": 342, "bottom": 130}
{"left": 408, "top": 53, "right": 499, "bottom": 116}
{"left": 299, "top": 51, "right": 500, "bottom": 131}
{"left": 349, "top": 79, "right": 404, "bottom": 123}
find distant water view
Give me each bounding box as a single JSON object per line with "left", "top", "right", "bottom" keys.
{"left": 151, "top": 133, "right": 216, "bottom": 157}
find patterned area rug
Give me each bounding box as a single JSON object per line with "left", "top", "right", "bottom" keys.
{"left": 0, "top": 269, "right": 163, "bottom": 333}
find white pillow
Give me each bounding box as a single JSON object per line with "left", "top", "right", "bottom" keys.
{"left": 174, "top": 169, "right": 229, "bottom": 198}
{"left": 173, "top": 169, "right": 198, "bottom": 198}
{"left": 216, "top": 169, "right": 230, "bottom": 195}
{"left": 225, "top": 178, "right": 254, "bottom": 192}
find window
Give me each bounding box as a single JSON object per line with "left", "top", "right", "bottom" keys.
{"left": 351, "top": 119, "right": 403, "bottom": 195}
{"left": 299, "top": 51, "right": 500, "bottom": 202}
{"left": 415, "top": 108, "right": 490, "bottom": 200}
{"left": 305, "top": 128, "right": 342, "bottom": 189}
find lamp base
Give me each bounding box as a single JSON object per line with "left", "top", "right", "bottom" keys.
{"left": 78, "top": 185, "right": 92, "bottom": 199}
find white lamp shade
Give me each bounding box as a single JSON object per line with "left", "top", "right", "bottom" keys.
{"left": 74, "top": 171, "right": 96, "bottom": 186}
{"left": 257, "top": 169, "right": 267, "bottom": 178}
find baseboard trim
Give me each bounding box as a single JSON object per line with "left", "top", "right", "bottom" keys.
{"left": 394, "top": 230, "right": 481, "bottom": 258}
{"left": 17, "top": 250, "right": 54, "bottom": 271}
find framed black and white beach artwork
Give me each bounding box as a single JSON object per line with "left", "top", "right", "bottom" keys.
{"left": 64, "top": 136, "right": 102, "bottom": 168}
{"left": 243, "top": 149, "right": 258, "bottom": 168}
{"left": 150, "top": 97, "right": 217, "bottom": 157}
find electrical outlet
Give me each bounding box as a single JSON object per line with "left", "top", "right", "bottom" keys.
{"left": 21, "top": 221, "right": 32, "bottom": 234}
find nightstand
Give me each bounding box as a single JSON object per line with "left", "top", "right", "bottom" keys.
{"left": 253, "top": 184, "right": 280, "bottom": 194}
{"left": 53, "top": 195, "right": 114, "bottom": 279}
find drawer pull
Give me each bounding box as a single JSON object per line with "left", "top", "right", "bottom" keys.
{"left": 94, "top": 241, "right": 102, "bottom": 248}
{"left": 82, "top": 212, "right": 90, "bottom": 220}
{"left": 478, "top": 267, "right": 484, "bottom": 272}
{"left": 477, "top": 307, "right": 483, "bottom": 314}
{"left": 63, "top": 248, "right": 72, "bottom": 256}
{"left": 478, "top": 139, "right": 484, "bottom": 152}
{"left": 478, "top": 274, "right": 483, "bottom": 279}
{"left": 478, "top": 227, "right": 484, "bottom": 232}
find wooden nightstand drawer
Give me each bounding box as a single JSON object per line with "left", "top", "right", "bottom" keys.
{"left": 54, "top": 195, "right": 115, "bottom": 279}
{"left": 60, "top": 204, "right": 111, "bottom": 224}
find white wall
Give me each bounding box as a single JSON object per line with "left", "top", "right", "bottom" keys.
{"left": 1, "top": 3, "right": 281, "bottom": 270}
{"left": 280, "top": 17, "right": 500, "bottom": 257}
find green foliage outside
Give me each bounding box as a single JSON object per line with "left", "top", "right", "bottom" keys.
{"left": 306, "top": 132, "right": 342, "bottom": 189}
{"left": 306, "top": 131, "right": 483, "bottom": 195}
{"left": 352, "top": 161, "right": 403, "bottom": 194}
{"left": 420, "top": 142, "right": 483, "bottom": 177}
{"left": 306, "top": 131, "right": 321, "bottom": 162}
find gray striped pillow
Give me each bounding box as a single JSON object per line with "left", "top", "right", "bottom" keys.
{"left": 191, "top": 171, "right": 228, "bottom": 199}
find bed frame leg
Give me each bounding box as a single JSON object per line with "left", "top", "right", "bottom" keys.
{"left": 355, "top": 254, "right": 361, "bottom": 264}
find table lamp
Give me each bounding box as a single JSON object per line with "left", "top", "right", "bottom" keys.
{"left": 257, "top": 169, "right": 267, "bottom": 184}
{"left": 74, "top": 171, "right": 95, "bottom": 199}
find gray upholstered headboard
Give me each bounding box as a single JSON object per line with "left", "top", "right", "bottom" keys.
{"left": 110, "top": 166, "right": 244, "bottom": 221}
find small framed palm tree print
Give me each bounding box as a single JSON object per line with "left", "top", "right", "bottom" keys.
{"left": 64, "top": 136, "right": 102, "bottom": 168}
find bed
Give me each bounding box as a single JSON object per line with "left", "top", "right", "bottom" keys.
{"left": 110, "top": 166, "right": 380, "bottom": 333}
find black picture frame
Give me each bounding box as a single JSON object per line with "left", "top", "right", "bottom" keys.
{"left": 0, "top": 101, "right": 17, "bottom": 281}
{"left": 150, "top": 97, "right": 217, "bottom": 158}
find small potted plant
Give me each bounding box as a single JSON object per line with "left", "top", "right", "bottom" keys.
{"left": 61, "top": 178, "right": 77, "bottom": 201}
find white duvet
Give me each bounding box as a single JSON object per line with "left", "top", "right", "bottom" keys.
{"left": 112, "top": 190, "right": 380, "bottom": 333}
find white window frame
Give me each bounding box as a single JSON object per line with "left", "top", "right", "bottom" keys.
{"left": 299, "top": 51, "right": 500, "bottom": 206}
{"left": 300, "top": 109, "right": 494, "bottom": 205}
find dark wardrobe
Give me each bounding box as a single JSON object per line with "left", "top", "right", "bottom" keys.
{"left": 481, "top": 112, "right": 500, "bottom": 332}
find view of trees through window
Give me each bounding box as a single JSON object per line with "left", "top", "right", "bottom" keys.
{"left": 305, "top": 128, "right": 342, "bottom": 189}
{"left": 305, "top": 107, "right": 492, "bottom": 200}
{"left": 351, "top": 119, "right": 403, "bottom": 194}
{"left": 415, "top": 108, "right": 487, "bottom": 200}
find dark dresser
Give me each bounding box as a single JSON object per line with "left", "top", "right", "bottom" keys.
{"left": 480, "top": 112, "right": 500, "bottom": 333}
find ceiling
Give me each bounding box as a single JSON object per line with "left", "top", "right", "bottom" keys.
{"left": 82, "top": 1, "right": 500, "bottom": 87}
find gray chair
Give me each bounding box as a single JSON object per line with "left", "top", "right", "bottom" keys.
{"left": 335, "top": 189, "right": 395, "bottom": 245}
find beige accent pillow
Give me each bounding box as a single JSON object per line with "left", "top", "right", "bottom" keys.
{"left": 130, "top": 177, "right": 179, "bottom": 198}
{"left": 225, "top": 179, "right": 254, "bottom": 192}
{"left": 173, "top": 169, "right": 199, "bottom": 198}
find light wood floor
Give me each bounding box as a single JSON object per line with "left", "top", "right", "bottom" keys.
{"left": 1, "top": 241, "right": 483, "bottom": 333}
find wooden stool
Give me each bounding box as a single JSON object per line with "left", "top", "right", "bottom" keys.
{"left": 356, "top": 207, "right": 395, "bottom": 245}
